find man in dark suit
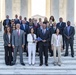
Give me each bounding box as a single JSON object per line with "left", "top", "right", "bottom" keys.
{"left": 20, "top": 20, "right": 28, "bottom": 56}
{"left": 63, "top": 21, "right": 75, "bottom": 57}
{"left": 24, "top": 17, "right": 29, "bottom": 26}
{"left": 3, "top": 15, "right": 11, "bottom": 30}
{"left": 38, "top": 22, "right": 50, "bottom": 66}
{"left": 57, "top": 17, "right": 66, "bottom": 49}
{"left": 19, "top": 16, "right": 22, "bottom": 25}
{"left": 14, "top": 14, "right": 19, "bottom": 24}
{"left": 49, "top": 22, "right": 57, "bottom": 56}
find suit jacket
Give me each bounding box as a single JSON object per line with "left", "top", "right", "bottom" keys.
{"left": 27, "top": 33, "right": 36, "bottom": 45}
{"left": 51, "top": 34, "right": 63, "bottom": 47}
{"left": 49, "top": 26, "right": 57, "bottom": 41}
{"left": 20, "top": 24, "right": 29, "bottom": 44}
{"left": 63, "top": 26, "right": 75, "bottom": 40}
{"left": 12, "top": 29, "right": 25, "bottom": 46}
{"left": 25, "top": 21, "right": 29, "bottom": 26}
{"left": 14, "top": 19, "right": 20, "bottom": 24}
{"left": 57, "top": 22, "right": 66, "bottom": 35}
{"left": 20, "top": 24, "right": 28, "bottom": 33}
{"left": 3, "top": 33, "right": 12, "bottom": 46}
{"left": 3, "top": 19, "right": 11, "bottom": 27}
{"left": 37, "top": 28, "right": 50, "bottom": 46}
{"left": 19, "top": 20, "right": 22, "bottom": 25}
{"left": 33, "top": 23, "right": 40, "bottom": 35}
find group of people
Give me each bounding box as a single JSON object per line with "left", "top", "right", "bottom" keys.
{"left": 3, "top": 14, "right": 75, "bottom": 66}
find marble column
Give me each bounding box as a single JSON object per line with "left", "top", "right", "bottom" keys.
{"left": 5, "top": 0, "right": 12, "bottom": 19}
{"left": 66, "top": 0, "right": 74, "bottom": 24}
{"left": 12, "top": 0, "right": 20, "bottom": 18}
{"left": 0, "top": 0, "right": 2, "bottom": 21}
{"left": 20, "top": 0, "right": 28, "bottom": 18}
{"left": 28, "top": 0, "right": 32, "bottom": 18}
{"left": 51, "top": 0, "right": 59, "bottom": 22}
{"left": 59, "top": 0, "right": 67, "bottom": 22}
{"left": 46, "top": 0, "right": 51, "bottom": 19}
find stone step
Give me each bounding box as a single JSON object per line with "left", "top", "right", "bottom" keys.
{"left": 0, "top": 59, "right": 76, "bottom": 64}
{"left": 0, "top": 56, "right": 76, "bottom": 60}
{"left": 0, "top": 69, "right": 76, "bottom": 75}
{"left": 0, "top": 47, "right": 76, "bottom": 51}
{"left": 0, "top": 51, "right": 76, "bottom": 56}
{"left": 0, "top": 64, "right": 76, "bottom": 69}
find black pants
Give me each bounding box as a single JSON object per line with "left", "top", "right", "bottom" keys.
{"left": 4, "top": 46, "right": 12, "bottom": 65}
{"left": 39, "top": 45, "right": 48, "bottom": 64}
{"left": 65, "top": 39, "right": 74, "bottom": 56}
{"left": 36, "top": 42, "right": 39, "bottom": 53}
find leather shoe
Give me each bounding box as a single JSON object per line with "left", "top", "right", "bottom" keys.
{"left": 71, "top": 55, "right": 74, "bottom": 57}
{"left": 11, "top": 63, "right": 15, "bottom": 66}
{"left": 64, "top": 54, "right": 68, "bottom": 57}
{"left": 45, "top": 64, "right": 48, "bottom": 66}
{"left": 39, "top": 64, "right": 43, "bottom": 66}
{"left": 21, "top": 63, "right": 25, "bottom": 66}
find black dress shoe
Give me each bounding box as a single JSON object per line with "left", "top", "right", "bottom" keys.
{"left": 39, "top": 64, "right": 43, "bottom": 66}
{"left": 6, "top": 64, "right": 9, "bottom": 65}
{"left": 45, "top": 64, "right": 48, "bottom": 66}
{"left": 11, "top": 63, "right": 15, "bottom": 66}
{"left": 21, "top": 63, "right": 25, "bottom": 66}
{"left": 64, "top": 54, "right": 68, "bottom": 57}
{"left": 50, "top": 54, "right": 53, "bottom": 57}
{"left": 71, "top": 55, "right": 74, "bottom": 57}
{"left": 58, "top": 64, "right": 61, "bottom": 66}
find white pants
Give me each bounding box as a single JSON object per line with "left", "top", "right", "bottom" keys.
{"left": 53, "top": 46, "right": 61, "bottom": 64}
{"left": 28, "top": 44, "right": 36, "bottom": 64}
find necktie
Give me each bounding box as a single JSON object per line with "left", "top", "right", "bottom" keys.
{"left": 60, "top": 22, "right": 62, "bottom": 26}
{"left": 67, "top": 27, "right": 70, "bottom": 36}
{"left": 18, "top": 30, "right": 20, "bottom": 36}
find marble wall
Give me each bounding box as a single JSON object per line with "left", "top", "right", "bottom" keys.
{"left": 51, "top": 0, "right": 59, "bottom": 22}
{"left": 12, "top": 0, "right": 20, "bottom": 18}
{"left": 59, "top": 0, "right": 67, "bottom": 22}
{"left": 66, "top": 0, "right": 74, "bottom": 24}
{"left": 20, "top": 0, "right": 28, "bottom": 19}
{"left": 5, "top": 0, "right": 12, "bottom": 19}
{"left": 0, "top": 0, "right": 75, "bottom": 24}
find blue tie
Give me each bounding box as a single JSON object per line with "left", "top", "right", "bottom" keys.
{"left": 67, "top": 26, "right": 70, "bottom": 36}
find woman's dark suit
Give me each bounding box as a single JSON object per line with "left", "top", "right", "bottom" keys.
{"left": 3, "top": 33, "right": 13, "bottom": 65}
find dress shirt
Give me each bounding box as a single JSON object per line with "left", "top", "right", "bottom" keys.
{"left": 8, "top": 34, "right": 11, "bottom": 43}
{"left": 56, "top": 35, "right": 60, "bottom": 46}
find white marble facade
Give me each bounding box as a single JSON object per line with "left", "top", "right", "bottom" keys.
{"left": 0, "top": 0, "right": 75, "bottom": 24}
{"left": 5, "top": 0, "right": 28, "bottom": 19}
